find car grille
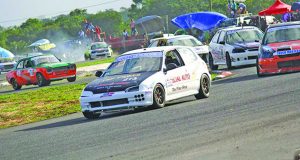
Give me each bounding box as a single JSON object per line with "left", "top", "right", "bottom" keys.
{"left": 277, "top": 59, "right": 300, "bottom": 68}
{"left": 53, "top": 66, "right": 68, "bottom": 71}
{"left": 248, "top": 48, "right": 258, "bottom": 51}
{"left": 278, "top": 52, "right": 300, "bottom": 58}
{"left": 248, "top": 56, "right": 257, "bottom": 60}
{"left": 4, "top": 64, "right": 14, "bottom": 69}
{"left": 90, "top": 99, "right": 129, "bottom": 108}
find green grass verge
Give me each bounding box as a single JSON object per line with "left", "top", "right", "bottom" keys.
{"left": 76, "top": 57, "right": 115, "bottom": 68}
{"left": 0, "top": 84, "right": 86, "bottom": 129}
{"left": 211, "top": 73, "right": 217, "bottom": 81}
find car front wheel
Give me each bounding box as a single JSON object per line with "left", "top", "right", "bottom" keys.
{"left": 67, "top": 76, "right": 76, "bottom": 82}
{"left": 11, "top": 78, "right": 22, "bottom": 90}
{"left": 83, "top": 112, "right": 101, "bottom": 119}
{"left": 195, "top": 74, "right": 210, "bottom": 99}
{"left": 256, "top": 58, "right": 264, "bottom": 77}
{"left": 151, "top": 84, "right": 165, "bottom": 108}
{"left": 226, "top": 52, "right": 232, "bottom": 69}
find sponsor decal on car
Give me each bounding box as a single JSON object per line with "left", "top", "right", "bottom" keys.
{"left": 116, "top": 52, "right": 163, "bottom": 62}
{"left": 100, "top": 92, "right": 114, "bottom": 98}
{"left": 274, "top": 49, "right": 300, "bottom": 56}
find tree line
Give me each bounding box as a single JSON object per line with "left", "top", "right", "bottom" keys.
{"left": 0, "top": 0, "right": 292, "bottom": 53}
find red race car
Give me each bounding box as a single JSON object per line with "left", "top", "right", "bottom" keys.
{"left": 257, "top": 22, "right": 300, "bottom": 76}
{"left": 6, "top": 54, "right": 76, "bottom": 90}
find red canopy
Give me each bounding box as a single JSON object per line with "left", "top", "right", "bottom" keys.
{"left": 259, "top": 0, "right": 291, "bottom": 16}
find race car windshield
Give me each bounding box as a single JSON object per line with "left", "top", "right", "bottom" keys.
{"left": 226, "top": 29, "right": 263, "bottom": 44}
{"left": 263, "top": 25, "right": 300, "bottom": 44}
{"left": 91, "top": 43, "right": 108, "bottom": 50}
{"left": 32, "top": 55, "right": 60, "bottom": 66}
{"left": 170, "top": 38, "right": 203, "bottom": 47}
{"left": 104, "top": 52, "right": 163, "bottom": 76}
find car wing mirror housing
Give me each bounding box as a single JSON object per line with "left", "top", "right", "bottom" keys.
{"left": 95, "top": 70, "right": 103, "bottom": 77}
{"left": 219, "top": 41, "right": 225, "bottom": 45}
{"left": 166, "top": 63, "right": 177, "bottom": 71}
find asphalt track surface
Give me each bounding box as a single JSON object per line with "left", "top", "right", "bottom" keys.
{"left": 0, "top": 66, "right": 300, "bottom": 160}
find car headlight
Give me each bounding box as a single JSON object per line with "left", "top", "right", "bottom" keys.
{"left": 232, "top": 48, "right": 245, "bottom": 53}
{"left": 69, "top": 64, "right": 76, "bottom": 70}
{"left": 46, "top": 68, "right": 53, "bottom": 73}
{"left": 81, "top": 91, "right": 93, "bottom": 97}
{"left": 125, "top": 86, "right": 139, "bottom": 92}
{"left": 259, "top": 46, "right": 274, "bottom": 58}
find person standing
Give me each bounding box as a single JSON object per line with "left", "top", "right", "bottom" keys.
{"left": 95, "top": 25, "right": 102, "bottom": 41}
{"left": 130, "top": 19, "right": 136, "bottom": 36}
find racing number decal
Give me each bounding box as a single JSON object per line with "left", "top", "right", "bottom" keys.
{"left": 16, "top": 70, "right": 21, "bottom": 77}
{"left": 28, "top": 68, "right": 35, "bottom": 76}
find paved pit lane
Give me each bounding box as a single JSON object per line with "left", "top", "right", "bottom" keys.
{"left": 0, "top": 66, "right": 300, "bottom": 160}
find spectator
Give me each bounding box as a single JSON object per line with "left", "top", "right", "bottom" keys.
{"left": 123, "top": 29, "right": 129, "bottom": 40}
{"left": 95, "top": 25, "right": 102, "bottom": 41}
{"left": 130, "top": 19, "right": 136, "bottom": 36}
{"left": 78, "top": 30, "right": 85, "bottom": 39}
{"left": 237, "top": 3, "right": 247, "bottom": 14}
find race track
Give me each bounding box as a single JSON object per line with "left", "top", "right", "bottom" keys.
{"left": 0, "top": 66, "right": 300, "bottom": 160}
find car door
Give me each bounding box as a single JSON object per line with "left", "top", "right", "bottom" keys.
{"left": 216, "top": 31, "right": 227, "bottom": 64}
{"left": 209, "top": 31, "right": 221, "bottom": 63}
{"left": 14, "top": 60, "right": 28, "bottom": 85}
{"left": 176, "top": 47, "right": 200, "bottom": 94}
{"left": 164, "top": 49, "right": 189, "bottom": 100}
{"left": 22, "top": 59, "right": 36, "bottom": 84}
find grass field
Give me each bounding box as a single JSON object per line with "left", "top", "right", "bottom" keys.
{"left": 0, "top": 71, "right": 218, "bottom": 129}
{"left": 76, "top": 57, "right": 115, "bottom": 68}
{"left": 0, "top": 84, "right": 86, "bottom": 129}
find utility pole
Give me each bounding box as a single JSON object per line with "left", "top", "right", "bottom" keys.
{"left": 209, "top": 0, "right": 212, "bottom": 11}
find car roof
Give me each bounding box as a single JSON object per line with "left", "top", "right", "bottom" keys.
{"left": 220, "top": 26, "right": 258, "bottom": 31}
{"left": 18, "top": 54, "right": 52, "bottom": 61}
{"left": 151, "top": 35, "right": 195, "bottom": 41}
{"left": 91, "top": 42, "right": 107, "bottom": 45}
{"left": 268, "top": 21, "right": 300, "bottom": 29}
{"left": 122, "top": 46, "right": 186, "bottom": 55}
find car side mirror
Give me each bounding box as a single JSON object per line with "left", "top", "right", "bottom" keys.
{"left": 95, "top": 70, "right": 103, "bottom": 77}
{"left": 166, "top": 63, "right": 178, "bottom": 71}
{"left": 219, "top": 41, "right": 225, "bottom": 45}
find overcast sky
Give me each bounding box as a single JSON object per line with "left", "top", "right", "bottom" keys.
{"left": 0, "top": 0, "right": 133, "bottom": 27}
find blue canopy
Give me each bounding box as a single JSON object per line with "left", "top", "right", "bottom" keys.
{"left": 0, "top": 47, "right": 14, "bottom": 58}
{"left": 171, "top": 12, "right": 227, "bottom": 31}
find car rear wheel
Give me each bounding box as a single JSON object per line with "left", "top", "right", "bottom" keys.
{"left": 83, "top": 112, "right": 101, "bottom": 119}
{"left": 37, "top": 73, "right": 50, "bottom": 87}
{"left": 11, "top": 78, "right": 22, "bottom": 90}
{"left": 195, "top": 74, "right": 210, "bottom": 99}
{"left": 67, "top": 76, "right": 76, "bottom": 82}
{"left": 226, "top": 52, "right": 232, "bottom": 69}
{"left": 151, "top": 84, "right": 165, "bottom": 108}
{"left": 209, "top": 53, "right": 218, "bottom": 70}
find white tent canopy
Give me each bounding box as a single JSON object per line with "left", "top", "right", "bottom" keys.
{"left": 0, "top": 47, "right": 14, "bottom": 58}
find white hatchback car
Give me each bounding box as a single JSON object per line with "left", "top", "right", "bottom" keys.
{"left": 208, "top": 26, "right": 263, "bottom": 69}
{"left": 148, "top": 35, "right": 209, "bottom": 62}
{"left": 80, "top": 46, "right": 211, "bottom": 119}
{"left": 89, "top": 42, "right": 112, "bottom": 59}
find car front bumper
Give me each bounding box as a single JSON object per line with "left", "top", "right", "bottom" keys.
{"left": 80, "top": 90, "right": 153, "bottom": 112}
{"left": 45, "top": 69, "right": 76, "bottom": 80}
{"left": 258, "top": 56, "right": 300, "bottom": 74}
{"left": 90, "top": 51, "right": 111, "bottom": 59}
{"left": 230, "top": 51, "right": 258, "bottom": 67}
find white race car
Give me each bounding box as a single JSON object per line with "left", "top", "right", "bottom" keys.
{"left": 208, "top": 26, "right": 263, "bottom": 69}
{"left": 80, "top": 46, "right": 211, "bottom": 119}
{"left": 148, "top": 35, "right": 209, "bottom": 62}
